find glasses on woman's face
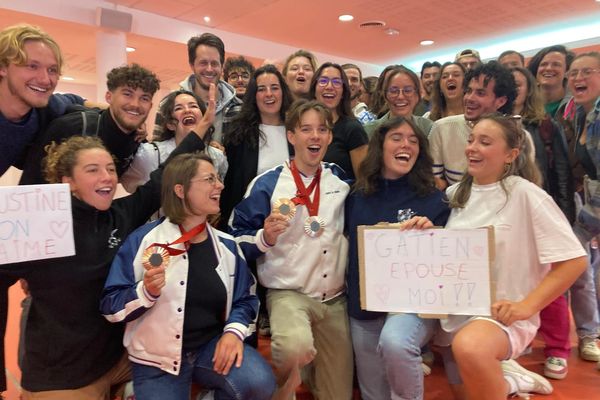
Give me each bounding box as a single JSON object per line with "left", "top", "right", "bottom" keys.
{"left": 386, "top": 86, "right": 416, "bottom": 97}
{"left": 191, "top": 174, "right": 222, "bottom": 187}
{"left": 317, "top": 77, "right": 343, "bottom": 88}
{"left": 567, "top": 68, "right": 600, "bottom": 80}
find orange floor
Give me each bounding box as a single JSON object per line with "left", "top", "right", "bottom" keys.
{"left": 3, "top": 283, "right": 600, "bottom": 399}
{"left": 257, "top": 326, "right": 600, "bottom": 399}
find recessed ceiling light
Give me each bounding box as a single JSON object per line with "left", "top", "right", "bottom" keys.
{"left": 126, "top": 46, "right": 136, "bottom": 52}
{"left": 61, "top": 76, "right": 75, "bottom": 81}
{"left": 384, "top": 28, "right": 399, "bottom": 36}
{"left": 420, "top": 40, "right": 434, "bottom": 46}
{"left": 339, "top": 14, "right": 354, "bottom": 22}
{"left": 204, "top": 16, "right": 211, "bottom": 23}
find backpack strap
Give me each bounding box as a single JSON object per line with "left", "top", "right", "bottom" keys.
{"left": 80, "top": 110, "right": 101, "bottom": 137}
{"left": 150, "top": 141, "right": 161, "bottom": 165}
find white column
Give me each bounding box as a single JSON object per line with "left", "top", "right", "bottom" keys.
{"left": 95, "top": 29, "right": 127, "bottom": 102}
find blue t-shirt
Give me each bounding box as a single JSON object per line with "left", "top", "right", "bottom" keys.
{"left": 0, "top": 93, "right": 84, "bottom": 175}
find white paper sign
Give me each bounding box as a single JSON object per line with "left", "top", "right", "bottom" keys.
{"left": 359, "top": 226, "right": 492, "bottom": 316}
{"left": 0, "top": 184, "right": 74, "bottom": 265}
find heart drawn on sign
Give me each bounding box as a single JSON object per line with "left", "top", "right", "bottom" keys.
{"left": 473, "top": 245, "right": 484, "bottom": 257}
{"left": 50, "top": 221, "right": 69, "bottom": 238}
{"left": 374, "top": 284, "right": 390, "bottom": 304}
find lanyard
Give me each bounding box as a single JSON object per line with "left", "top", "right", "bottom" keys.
{"left": 145, "top": 222, "right": 207, "bottom": 256}
{"left": 290, "top": 160, "right": 321, "bottom": 216}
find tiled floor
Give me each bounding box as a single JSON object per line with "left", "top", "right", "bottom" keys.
{"left": 4, "top": 283, "right": 600, "bottom": 399}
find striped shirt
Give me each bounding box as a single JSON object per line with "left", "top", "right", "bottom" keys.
{"left": 429, "top": 114, "right": 472, "bottom": 185}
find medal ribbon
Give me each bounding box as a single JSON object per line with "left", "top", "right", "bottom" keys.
{"left": 290, "top": 160, "right": 321, "bottom": 216}
{"left": 145, "top": 222, "right": 207, "bottom": 255}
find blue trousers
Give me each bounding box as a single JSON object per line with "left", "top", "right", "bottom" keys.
{"left": 131, "top": 335, "right": 276, "bottom": 400}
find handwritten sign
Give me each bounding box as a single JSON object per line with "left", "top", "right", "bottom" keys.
{"left": 359, "top": 225, "right": 494, "bottom": 316}
{"left": 0, "top": 184, "right": 74, "bottom": 265}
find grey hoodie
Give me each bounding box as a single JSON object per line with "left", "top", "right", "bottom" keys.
{"left": 179, "top": 75, "right": 243, "bottom": 143}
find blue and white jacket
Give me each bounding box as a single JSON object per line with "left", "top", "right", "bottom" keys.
{"left": 101, "top": 218, "right": 258, "bottom": 375}
{"left": 229, "top": 161, "right": 350, "bottom": 301}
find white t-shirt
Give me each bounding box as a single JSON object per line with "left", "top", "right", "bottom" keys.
{"left": 442, "top": 176, "right": 586, "bottom": 354}
{"left": 121, "top": 138, "right": 228, "bottom": 193}
{"left": 257, "top": 124, "right": 289, "bottom": 175}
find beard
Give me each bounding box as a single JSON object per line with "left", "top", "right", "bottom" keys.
{"left": 112, "top": 108, "right": 146, "bottom": 133}
{"left": 195, "top": 74, "right": 218, "bottom": 91}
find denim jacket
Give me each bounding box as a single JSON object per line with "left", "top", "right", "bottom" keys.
{"left": 580, "top": 97, "right": 600, "bottom": 178}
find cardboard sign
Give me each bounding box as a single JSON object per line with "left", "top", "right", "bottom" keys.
{"left": 0, "top": 184, "right": 74, "bottom": 265}
{"left": 359, "top": 225, "right": 494, "bottom": 316}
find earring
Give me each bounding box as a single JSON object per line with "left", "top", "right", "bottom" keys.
{"left": 502, "top": 162, "right": 512, "bottom": 178}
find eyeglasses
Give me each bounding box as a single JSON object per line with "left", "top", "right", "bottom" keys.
{"left": 228, "top": 72, "right": 250, "bottom": 81}
{"left": 567, "top": 68, "right": 600, "bottom": 80}
{"left": 317, "top": 77, "right": 343, "bottom": 88}
{"left": 191, "top": 174, "right": 222, "bottom": 186}
{"left": 386, "top": 86, "right": 416, "bottom": 97}
{"left": 196, "top": 60, "right": 221, "bottom": 69}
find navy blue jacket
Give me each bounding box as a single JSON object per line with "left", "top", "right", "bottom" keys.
{"left": 345, "top": 176, "right": 450, "bottom": 320}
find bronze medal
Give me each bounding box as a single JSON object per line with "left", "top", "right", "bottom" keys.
{"left": 142, "top": 246, "right": 170, "bottom": 269}
{"left": 273, "top": 198, "right": 296, "bottom": 220}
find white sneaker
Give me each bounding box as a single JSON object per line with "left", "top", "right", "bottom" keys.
{"left": 579, "top": 337, "right": 600, "bottom": 361}
{"left": 543, "top": 356, "right": 568, "bottom": 380}
{"left": 502, "top": 359, "right": 553, "bottom": 396}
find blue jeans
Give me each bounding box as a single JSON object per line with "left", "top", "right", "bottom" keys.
{"left": 350, "top": 314, "right": 439, "bottom": 400}
{"left": 571, "top": 244, "right": 600, "bottom": 339}
{"left": 131, "top": 336, "right": 276, "bottom": 400}
{"left": 350, "top": 317, "right": 390, "bottom": 400}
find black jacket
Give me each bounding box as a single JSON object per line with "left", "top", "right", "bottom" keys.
{"left": 0, "top": 134, "right": 205, "bottom": 391}
{"left": 525, "top": 119, "right": 575, "bottom": 224}
{"left": 19, "top": 107, "right": 139, "bottom": 185}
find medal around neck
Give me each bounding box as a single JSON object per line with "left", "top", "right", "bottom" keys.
{"left": 273, "top": 198, "right": 296, "bottom": 220}
{"left": 304, "top": 216, "right": 325, "bottom": 237}
{"left": 142, "top": 246, "right": 170, "bottom": 269}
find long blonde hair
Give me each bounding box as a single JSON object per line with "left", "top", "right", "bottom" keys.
{"left": 449, "top": 114, "right": 542, "bottom": 208}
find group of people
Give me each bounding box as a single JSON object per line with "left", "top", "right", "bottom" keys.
{"left": 0, "top": 20, "right": 599, "bottom": 400}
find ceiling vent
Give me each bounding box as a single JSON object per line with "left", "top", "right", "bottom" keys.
{"left": 96, "top": 7, "right": 132, "bottom": 32}
{"left": 359, "top": 20, "right": 386, "bottom": 29}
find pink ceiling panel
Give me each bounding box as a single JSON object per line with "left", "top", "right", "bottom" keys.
{"left": 106, "top": 0, "right": 140, "bottom": 7}
{"left": 120, "top": 0, "right": 198, "bottom": 18}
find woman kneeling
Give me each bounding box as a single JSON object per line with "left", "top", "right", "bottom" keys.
{"left": 101, "top": 153, "right": 276, "bottom": 400}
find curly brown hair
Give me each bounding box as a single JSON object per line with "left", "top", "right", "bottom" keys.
{"left": 106, "top": 63, "right": 160, "bottom": 95}
{"left": 43, "top": 136, "right": 109, "bottom": 184}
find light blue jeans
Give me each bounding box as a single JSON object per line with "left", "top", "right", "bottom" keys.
{"left": 131, "top": 335, "right": 276, "bottom": 400}
{"left": 350, "top": 314, "right": 439, "bottom": 400}
{"left": 572, "top": 193, "right": 600, "bottom": 339}
{"left": 571, "top": 244, "right": 600, "bottom": 339}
